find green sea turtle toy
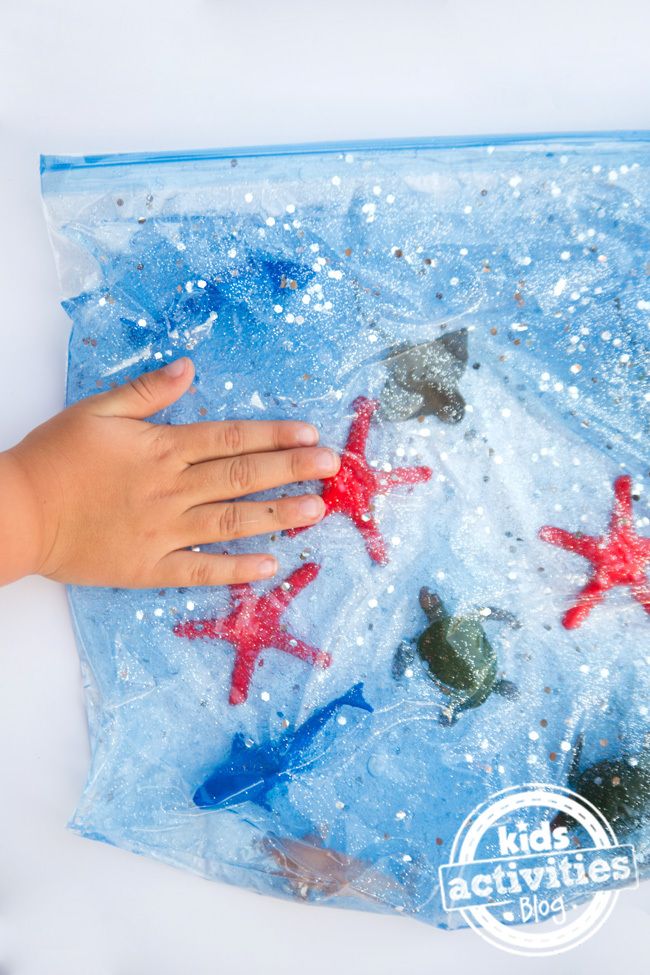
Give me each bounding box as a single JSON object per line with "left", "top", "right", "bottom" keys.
{"left": 554, "top": 735, "right": 650, "bottom": 837}
{"left": 392, "top": 587, "right": 519, "bottom": 725}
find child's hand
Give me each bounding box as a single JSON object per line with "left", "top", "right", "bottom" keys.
{"left": 0, "top": 357, "right": 339, "bottom": 588}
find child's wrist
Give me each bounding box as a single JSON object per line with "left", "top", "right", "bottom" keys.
{"left": 0, "top": 448, "right": 45, "bottom": 585}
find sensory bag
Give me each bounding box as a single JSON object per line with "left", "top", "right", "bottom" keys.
{"left": 41, "top": 134, "right": 650, "bottom": 928}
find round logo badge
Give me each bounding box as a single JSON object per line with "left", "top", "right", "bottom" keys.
{"left": 439, "top": 782, "right": 638, "bottom": 956}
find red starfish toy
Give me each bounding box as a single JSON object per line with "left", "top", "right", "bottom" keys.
{"left": 539, "top": 475, "right": 650, "bottom": 629}
{"left": 173, "top": 562, "right": 330, "bottom": 704}
{"left": 289, "top": 396, "right": 432, "bottom": 564}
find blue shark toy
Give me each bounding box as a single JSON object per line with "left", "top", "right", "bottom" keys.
{"left": 194, "top": 683, "right": 373, "bottom": 811}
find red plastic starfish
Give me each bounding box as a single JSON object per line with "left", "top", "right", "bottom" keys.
{"left": 539, "top": 475, "right": 650, "bottom": 629}
{"left": 288, "top": 396, "right": 432, "bottom": 564}
{"left": 173, "top": 562, "right": 330, "bottom": 704}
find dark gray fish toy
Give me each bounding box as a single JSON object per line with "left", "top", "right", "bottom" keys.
{"left": 392, "top": 587, "right": 519, "bottom": 725}
{"left": 553, "top": 735, "right": 650, "bottom": 837}
{"left": 379, "top": 328, "right": 468, "bottom": 423}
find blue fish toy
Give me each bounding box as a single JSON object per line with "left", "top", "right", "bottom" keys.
{"left": 193, "top": 683, "right": 373, "bottom": 811}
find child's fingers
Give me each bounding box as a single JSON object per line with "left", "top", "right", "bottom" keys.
{"left": 179, "top": 494, "right": 325, "bottom": 546}
{"left": 182, "top": 446, "right": 340, "bottom": 504}
{"left": 174, "top": 419, "right": 319, "bottom": 463}
{"left": 90, "top": 358, "right": 195, "bottom": 419}
{"left": 153, "top": 551, "right": 278, "bottom": 588}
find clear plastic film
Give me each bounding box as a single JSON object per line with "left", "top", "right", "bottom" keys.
{"left": 41, "top": 134, "right": 650, "bottom": 928}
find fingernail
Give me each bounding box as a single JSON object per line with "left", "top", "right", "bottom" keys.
{"left": 257, "top": 557, "right": 278, "bottom": 578}
{"left": 314, "top": 448, "right": 340, "bottom": 475}
{"left": 295, "top": 424, "right": 319, "bottom": 446}
{"left": 298, "top": 496, "right": 325, "bottom": 520}
{"left": 163, "top": 357, "right": 188, "bottom": 377}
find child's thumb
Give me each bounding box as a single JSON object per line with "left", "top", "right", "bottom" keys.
{"left": 92, "top": 358, "right": 195, "bottom": 419}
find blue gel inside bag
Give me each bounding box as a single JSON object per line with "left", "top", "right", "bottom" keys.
{"left": 41, "top": 134, "right": 650, "bottom": 928}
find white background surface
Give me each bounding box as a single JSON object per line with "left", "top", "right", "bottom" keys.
{"left": 1, "top": 1, "right": 649, "bottom": 972}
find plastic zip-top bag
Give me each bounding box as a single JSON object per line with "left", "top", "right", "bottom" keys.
{"left": 41, "top": 134, "right": 650, "bottom": 930}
